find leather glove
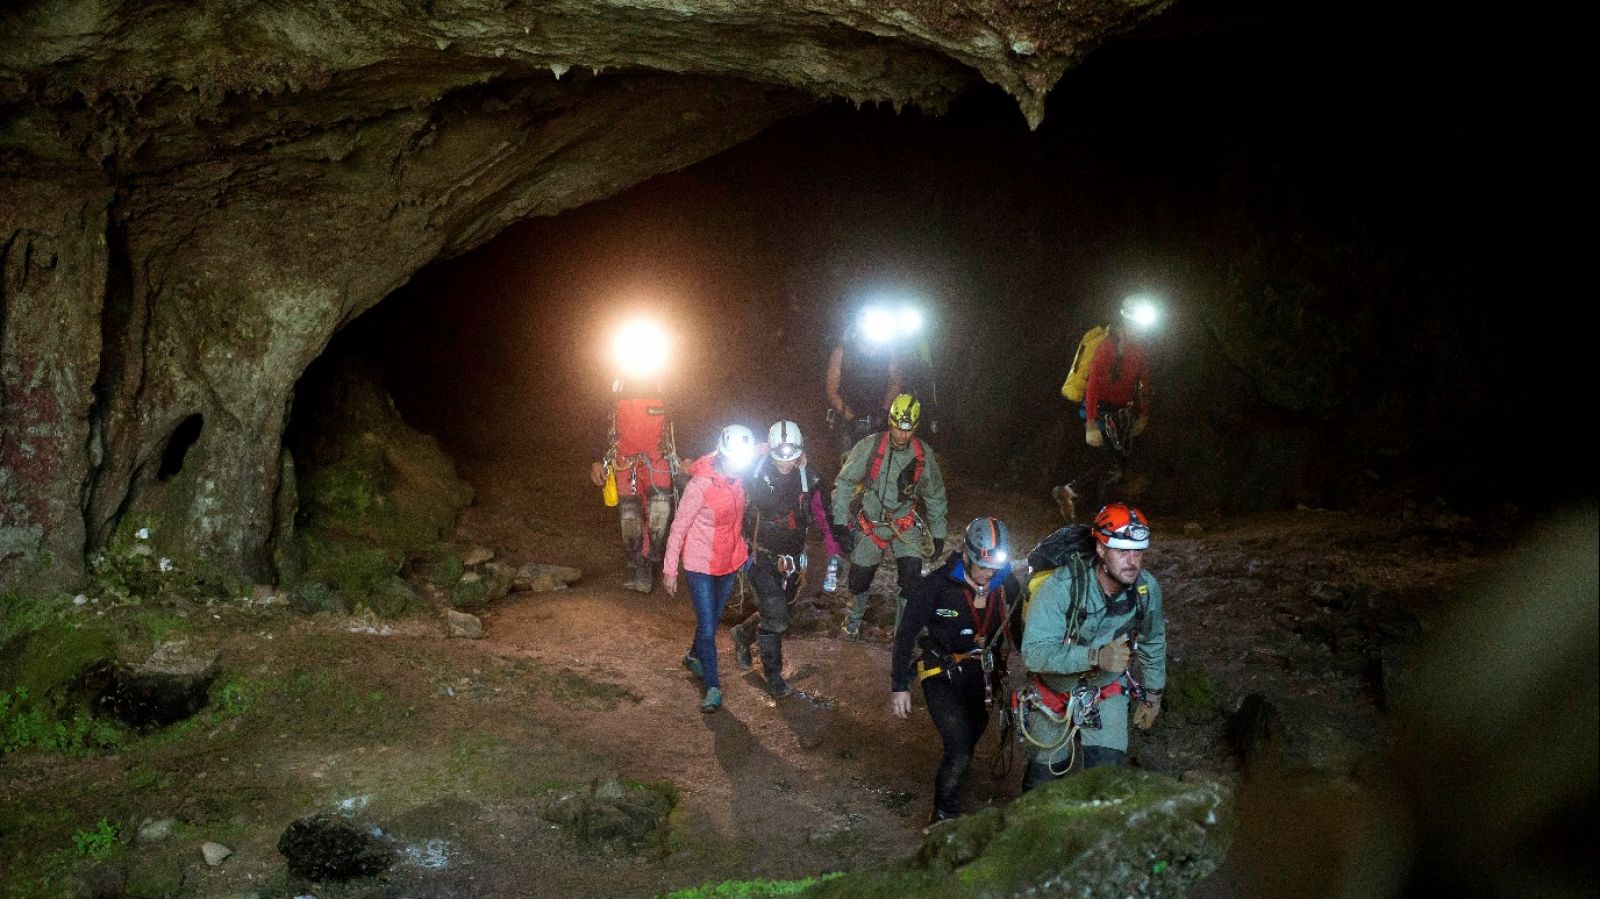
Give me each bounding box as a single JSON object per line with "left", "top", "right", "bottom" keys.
{"left": 1093, "top": 636, "right": 1131, "bottom": 674}
{"left": 1132, "top": 693, "right": 1162, "bottom": 730}
{"left": 833, "top": 524, "right": 857, "bottom": 556}
{"left": 589, "top": 461, "right": 607, "bottom": 487}
{"left": 1085, "top": 423, "right": 1104, "bottom": 448}
{"left": 932, "top": 537, "right": 945, "bottom": 558}
{"left": 1132, "top": 415, "right": 1148, "bottom": 437}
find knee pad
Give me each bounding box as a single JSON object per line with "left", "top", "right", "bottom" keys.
{"left": 848, "top": 562, "right": 877, "bottom": 596}
{"left": 619, "top": 499, "right": 643, "bottom": 540}
{"left": 648, "top": 493, "right": 673, "bottom": 533}
{"left": 895, "top": 555, "right": 924, "bottom": 589}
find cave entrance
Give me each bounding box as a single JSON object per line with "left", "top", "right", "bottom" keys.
{"left": 284, "top": 0, "right": 1510, "bottom": 580}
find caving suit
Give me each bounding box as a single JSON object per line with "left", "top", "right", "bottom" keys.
{"left": 832, "top": 431, "right": 947, "bottom": 633}
{"left": 600, "top": 382, "right": 678, "bottom": 591}
{"left": 1019, "top": 557, "right": 1165, "bottom": 785}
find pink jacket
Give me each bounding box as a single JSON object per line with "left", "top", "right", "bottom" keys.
{"left": 663, "top": 454, "right": 749, "bottom": 578}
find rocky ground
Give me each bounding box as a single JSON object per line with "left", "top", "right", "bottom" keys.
{"left": 0, "top": 444, "right": 1513, "bottom": 898}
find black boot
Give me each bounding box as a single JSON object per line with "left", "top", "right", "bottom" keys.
{"left": 757, "top": 631, "right": 791, "bottom": 698}
{"left": 626, "top": 557, "right": 651, "bottom": 593}
{"left": 730, "top": 621, "right": 754, "bottom": 670}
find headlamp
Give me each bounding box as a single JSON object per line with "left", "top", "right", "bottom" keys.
{"left": 859, "top": 307, "right": 897, "bottom": 344}
{"left": 612, "top": 320, "right": 669, "bottom": 379}
{"left": 1120, "top": 295, "right": 1161, "bottom": 330}
{"left": 720, "top": 442, "right": 755, "bottom": 472}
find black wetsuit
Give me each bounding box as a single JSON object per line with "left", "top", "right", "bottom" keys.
{"left": 891, "top": 557, "right": 1020, "bottom": 818}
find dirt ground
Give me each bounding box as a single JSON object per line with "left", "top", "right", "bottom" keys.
{"left": 0, "top": 447, "right": 1508, "bottom": 898}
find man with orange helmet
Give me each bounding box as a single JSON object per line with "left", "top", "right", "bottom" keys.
{"left": 1018, "top": 502, "right": 1167, "bottom": 789}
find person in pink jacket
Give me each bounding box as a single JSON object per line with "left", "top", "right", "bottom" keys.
{"left": 663, "top": 424, "right": 756, "bottom": 712}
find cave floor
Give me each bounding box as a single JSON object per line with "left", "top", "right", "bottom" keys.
{"left": 0, "top": 450, "right": 1503, "bottom": 898}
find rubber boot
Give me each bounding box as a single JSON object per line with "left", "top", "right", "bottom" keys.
{"left": 626, "top": 557, "right": 651, "bottom": 593}
{"left": 730, "top": 622, "right": 754, "bottom": 670}
{"left": 757, "top": 631, "right": 791, "bottom": 698}
{"left": 842, "top": 592, "right": 870, "bottom": 638}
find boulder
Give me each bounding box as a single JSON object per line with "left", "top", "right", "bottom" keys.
{"left": 800, "top": 768, "right": 1233, "bottom": 898}
{"left": 512, "top": 562, "right": 583, "bottom": 593}
{"left": 97, "top": 640, "right": 220, "bottom": 730}
{"left": 277, "top": 813, "right": 393, "bottom": 881}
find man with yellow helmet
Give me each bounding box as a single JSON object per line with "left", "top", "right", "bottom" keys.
{"left": 832, "top": 393, "right": 948, "bottom": 637}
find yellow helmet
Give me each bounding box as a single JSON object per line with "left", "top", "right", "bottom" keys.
{"left": 888, "top": 393, "right": 921, "bottom": 431}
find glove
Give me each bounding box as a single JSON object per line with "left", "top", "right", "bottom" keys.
{"left": 932, "top": 537, "right": 945, "bottom": 558}
{"left": 1132, "top": 415, "right": 1148, "bottom": 437}
{"left": 1093, "top": 636, "right": 1131, "bottom": 674}
{"left": 833, "top": 524, "right": 857, "bottom": 556}
{"left": 1085, "top": 423, "right": 1104, "bottom": 448}
{"left": 589, "top": 461, "right": 607, "bottom": 487}
{"left": 1132, "top": 693, "right": 1162, "bottom": 730}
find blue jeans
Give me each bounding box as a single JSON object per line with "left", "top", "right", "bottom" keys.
{"left": 686, "top": 571, "right": 736, "bottom": 689}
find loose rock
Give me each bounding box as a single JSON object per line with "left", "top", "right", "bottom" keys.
{"left": 136, "top": 817, "right": 176, "bottom": 844}
{"left": 202, "top": 841, "right": 233, "bottom": 866}
{"left": 446, "top": 610, "right": 483, "bottom": 639}
{"left": 512, "top": 562, "right": 583, "bottom": 592}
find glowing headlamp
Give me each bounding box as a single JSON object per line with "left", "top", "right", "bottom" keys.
{"left": 612, "top": 320, "right": 669, "bottom": 379}
{"left": 720, "top": 442, "right": 755, "bottom": 472}
{"left": 897, "top": 306, "right": 923, "bottom": 336}
{"left": 1120, "top": 295, "right": 1161, "bottom": 330}
{"left": 859, "top": 306, "right": 897, "bottom": 344}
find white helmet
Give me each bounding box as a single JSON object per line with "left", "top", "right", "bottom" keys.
{"left": 767, "top": 421, "right": 803, "bottom": 462}
{"left": 717, "top": 424, "right": 757, "bottom": 472}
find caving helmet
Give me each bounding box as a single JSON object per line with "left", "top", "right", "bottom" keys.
{"left": 768, "top": 420, "right": 804, "bottom": 463}
{"left": 887, "top": 393, "right": 921, "bottom": 431}
{"left": 962, "top": 516, "right": 1011, "bottom": 570}
{"left": 1093, "top": 503, "right": 1151, "bottom": 550}
{"left": 717, "top": 424, "right": 757, "bottom": 473}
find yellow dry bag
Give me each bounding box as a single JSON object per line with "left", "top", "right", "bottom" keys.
{"left": 602, "top": 464, "right": 619, "bottom": 507}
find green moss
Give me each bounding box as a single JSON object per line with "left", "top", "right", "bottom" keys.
{"left": 662, "top": 874, "right": 845, "bottom": 898}
{"left": 431, "top": 553, "right": 466, "bottom": 589}
{"left": 0, "top": 592, "right": 69, "bottom": 644}
{"left": 1, "top": 619, "right": 116, "bottom": 699}
{"left": 131, "top": 610, "right": 195, "bottom": 646}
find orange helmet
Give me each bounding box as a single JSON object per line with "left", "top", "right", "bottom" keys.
{"left": 1093, "top": 503, "right": 1151, "bottom": 550}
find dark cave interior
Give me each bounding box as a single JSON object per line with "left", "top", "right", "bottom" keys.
{"left": 302, "top": 0, "right": 1570, "bottom": 519}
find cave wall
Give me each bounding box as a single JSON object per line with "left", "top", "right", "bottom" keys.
{"left": 0, "top": 0, "right": 1174, "bottom": 592}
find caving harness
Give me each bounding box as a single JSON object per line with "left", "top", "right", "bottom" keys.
{"left": 910, "top": 565, "right": 1013, "bottom": 777}
{"left": 1010, "top": 556, "right": 1151, "bottom": 776}
{"left": 853, "top": 433, "right": 927, "bottom": 552}
{"left": 734, "top": 461, "right": 818, "bottom": 614}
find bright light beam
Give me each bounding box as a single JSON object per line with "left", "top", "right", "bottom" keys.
{"left": 860, "top": 307, "right": 897, "bottom": 344}
{"left": 897, "top": 306, "right": 924, "bottom": 337}
{"left": 1122, "top": 295, "right": 1161, "bottom": 330}
{"left": 612, "top": 319, "right": 670, "bottom": 379}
